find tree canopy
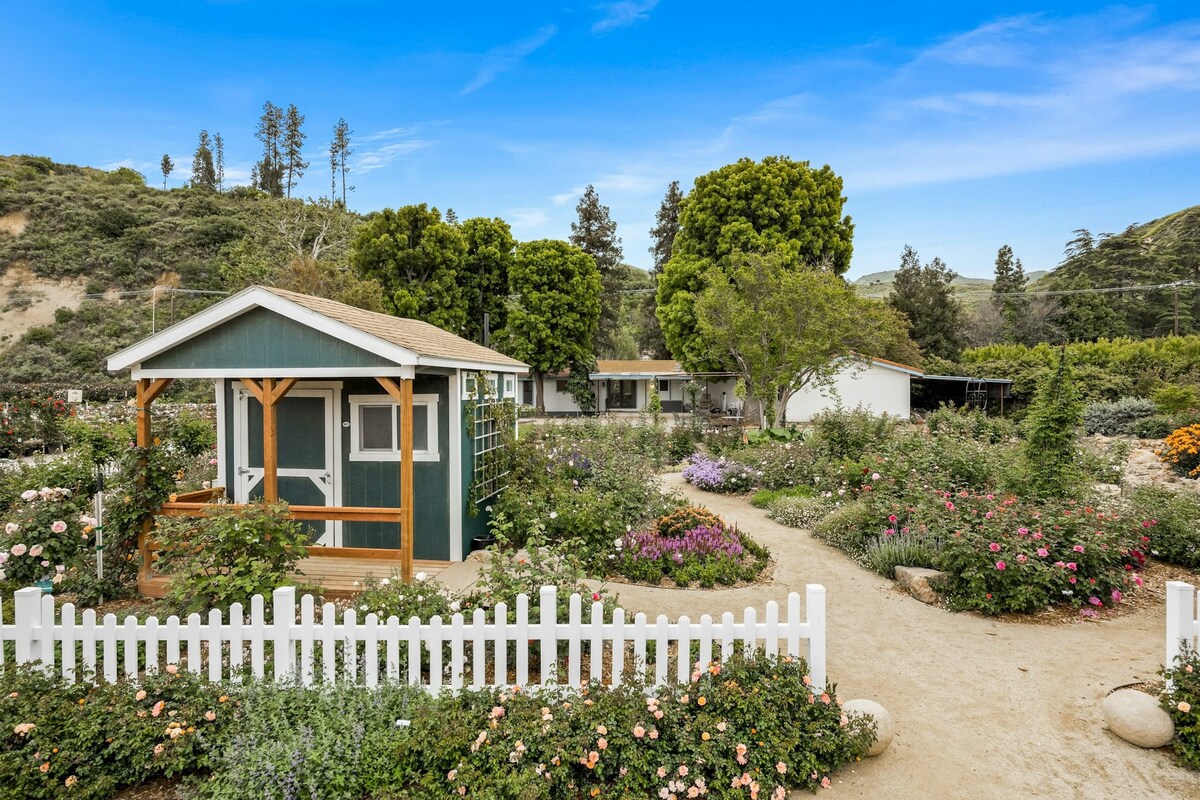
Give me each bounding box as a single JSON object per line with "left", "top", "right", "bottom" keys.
{"left": 887, "top": 245, "right": 966, "bottom": 360}
{"left": 501, "top": 239, "right": 601, "bottom": 412}
{"left": 695, "top": 252, "right": 914, "bottom": 427}
{"left": 460, "top": 216, "right": 516, "bottom": 345}
{"left": 658, "top": 157, "right": 854, "bottom": 371}
{"left": 348, "top": 204, "right": 468, "bottom": 332}
{"left": 570, "top": 185, "right": 623, "bottom": 357}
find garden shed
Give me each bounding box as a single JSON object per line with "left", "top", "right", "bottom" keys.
{"left": 107, "top": 286, "right": 527, "bottom": 594}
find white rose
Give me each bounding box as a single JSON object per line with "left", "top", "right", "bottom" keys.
{"left": 415, "top": 571, "right": 427, "bottom": 582}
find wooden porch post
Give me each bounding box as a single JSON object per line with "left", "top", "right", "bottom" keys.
{"left": 135, "top": 377, "right": 172, "bottom": 584}
{"left": 376, "top": 376, "right": 415, "bottom": 582}
{"left": 239, "top": 378, "right": 298, "bottom": 504}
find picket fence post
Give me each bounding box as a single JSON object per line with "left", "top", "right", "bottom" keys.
{"left": 13, "top": 586, "right": 44, "bottom": 664}
{"left": 1165, "top": 581, "right": 1197, "bottom": 685}
{"left": 806, "top": 584, "right": 827, "bottom": 691}
{"left": 273, "top": 586, "right": 296, "bottom": 681}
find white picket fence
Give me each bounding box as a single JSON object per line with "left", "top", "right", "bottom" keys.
{"left": 1166, "top": 581, "right": 1200, "bottom": 674}
{"left": 0, "top": 584, "right": 827, "bottom": 691}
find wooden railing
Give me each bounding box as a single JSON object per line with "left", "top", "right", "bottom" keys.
{"left": 156, "top": 502, "right": 403, "bottom": 523}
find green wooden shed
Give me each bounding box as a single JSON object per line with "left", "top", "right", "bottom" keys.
{"left": 106, "top": 286, "right": 527, "bottom": 592}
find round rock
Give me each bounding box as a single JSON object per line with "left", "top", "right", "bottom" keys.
{"left": 843, "top": 698, "right": 894, "bottom": 756}
{"left": 1102, "top": 689, "right": 1174, "bottom": 748}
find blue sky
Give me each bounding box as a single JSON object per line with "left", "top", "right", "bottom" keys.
{"left": 3, "top": 2, "right": 1199, "bottom": 278}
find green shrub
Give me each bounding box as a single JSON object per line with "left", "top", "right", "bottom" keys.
{"left": 0, "top": 487, "right": 91, "bottom": 585}
{"left": 812, "top": 500, "right": 881, "bottom": 553}
{"left": 0, "top": 665, "right": 235, "bottom": 800}
{"left": 1129, "top": 486, "right": 1200, "bottom": 569}
{"left": 1020, "top": 353, "right": 1084, "bottom": 499}
{"left": 165, "top": 411, "right": 216, "bottom": 457}
{"left": 0, "top": 453, "right": 95, "bottom": 514}
{"left": 750, "top": 485, "right": 815, "bottom": 508}
{"left": 925, "top": 404, "right": 1016, "bottom": 443}
{"left": 809, "top": 406, "right": 899, "bottom": 460}
{"left": 861, "top": 531, "right": 944, "bottom": 576}
{"left": 1134, "top": 414, "right": 1178, "bottom": 439}
{"left": 655, "top": 505, "right": 725, "bottom": 538}
{"left": 1154, "top": 384, "right": 1200, "bottom": 414}
{"left": 1083, "top": 397, "right": 1157, "bottom": 435}
{"left": 152, "top": 501, "right": 312, "bottom": 613}
{"left": 1162, "top": 645, "right": 1200, "bottom": 771}
{"left": 666, "top": 422, "right": 702, "bottom": 463}
{"left": 767, "top": 495, "right": 834, "bottom": 529}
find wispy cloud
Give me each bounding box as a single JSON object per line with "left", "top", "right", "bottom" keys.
{"left": 462, "top": 24, "right": 557, "bottom": 95}
{"left": 592, "top": 0, "right": 659, "bottom": 34}
{"left": 352, "top": 125, "right": 434, "bottom": 173}
{"left": 506, "top": 207, "right": 549, "bottom": 230}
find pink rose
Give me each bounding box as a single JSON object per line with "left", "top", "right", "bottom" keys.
{"left": 995, "top": 561, "right": 1006, "bottom": 570}
{"left": 28, "top": 545, "right": 43, "bottom": 557}
{"left": 988, "top": 543, "right": 1000, "bottom": 552}
{"left": 50, "top": 521, "right": 67, "bottom": 534}
{"left": 1036, "top": 548, "right": 1049, "bottom": 557}
{"left": 10, "top": 544, "right": 26, "bottom": 556}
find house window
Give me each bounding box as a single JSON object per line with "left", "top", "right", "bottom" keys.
{"left": 349, "top": 394, "right": 439, "bottom": 461}
{"left": 503, "top": 375, "right": 515, "bottom": 397}
{"left": 555, "top": 379, "right": 570, "bottom": 393}
{"left": 658, "top": 379, "right": 670, "bottom": 393}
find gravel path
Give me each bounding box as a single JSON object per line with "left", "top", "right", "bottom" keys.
{"left": 604, "top": 473, "right": 1200, "bottom": 799}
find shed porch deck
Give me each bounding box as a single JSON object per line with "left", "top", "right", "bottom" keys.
{"left": 139, "top": 554, "right": 451, "bottom": 600}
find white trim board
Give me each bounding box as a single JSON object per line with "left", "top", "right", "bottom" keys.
{"left": 131, "top": 367, "right": 415, "bottom": 379}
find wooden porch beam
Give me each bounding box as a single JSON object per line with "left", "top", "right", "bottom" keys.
{"left": 374, "top": 376, "right": 405, "bottom": 404}
{"left": 239, "top": 377, "right": 265, "bottom": 404}
{"left": 262, "top": 378, "right": 279, "bottom": 503}
{"left": 271, "top": 377, "right": 298, "bottom": 405}
{"left": 135, "top": 377, "right": 172, "bottom": 584}
{"left": 399, "top": 377, "right": 414, "bottom": 583}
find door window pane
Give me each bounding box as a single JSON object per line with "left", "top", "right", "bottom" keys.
{"left": 359, "top": 405, "right": 394, "bottom": 451}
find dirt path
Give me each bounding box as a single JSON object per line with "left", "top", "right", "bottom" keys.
{"left": 605, "top": 474, "right": 1200, "bottom": 799}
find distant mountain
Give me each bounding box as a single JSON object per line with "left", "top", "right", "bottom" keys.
{"left": 852, "top": 269, "right": 1049, "bottom": 302}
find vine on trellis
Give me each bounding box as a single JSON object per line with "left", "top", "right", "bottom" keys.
{"left": 464, "top": 372, "right": 517, "bottom": 517}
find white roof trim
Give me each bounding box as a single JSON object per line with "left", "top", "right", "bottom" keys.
{"left": 107, "top": 286, "right": 526, "bottom": 375}
{"left": 835, "top": 355, "right": 924, "bottom": 378}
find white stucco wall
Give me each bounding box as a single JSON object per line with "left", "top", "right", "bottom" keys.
{"left": 785, "top": 362, "right": 912, "bottom": 422}
{"left": 539, "top": 376, "right": 586, "bottom": 414}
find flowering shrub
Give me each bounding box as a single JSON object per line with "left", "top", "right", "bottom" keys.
{"left": 766, "top": 495, "right": 835, "bottom": 529}
{"left": 1129, "top": 486, "right": 1200, "bottom": 569}
{"left": 0, "top": 665, "right": 234, "bottom": 800}
{"left": 0, "top": 487, "right": 91, "bottom": 585}
{"left": 656, "top": 506, "right": 726, "bottom": 538}
{"left": 682, "top": 454, "right": 756, "bottom": 493}
{"left": 1082, "top": 397, "right": 1157, "bottom": 436}
{"left": 615, "top": 524, "right": 770, "bottom": 587}
{"left": 1160, "top": 424, "right": 1200, "bottom": 478}
{"left": 1162, "top": 645, "right": 1200, "bottom": 771}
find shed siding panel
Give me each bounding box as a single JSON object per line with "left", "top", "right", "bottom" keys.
{"left": 144, "top": 307, "right": 396, "bottom": 371}
{"left": 785, "top": 363, "right": 912, "bottom": 422}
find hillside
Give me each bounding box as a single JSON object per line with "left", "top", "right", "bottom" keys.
{"left": 852, "top": 269, "right": 1050, "bottom": 302}
{"left": 0, "top": 155, "right": 363, "bottom": 391}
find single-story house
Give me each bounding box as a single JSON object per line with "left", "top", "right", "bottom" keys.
{"left": 522, "top": 360, "right": 741, "bottom": 416}
{"left": 106, "top": 286, "right": 527, "bottom": 591}
{"left": 784, "top": 356, "right": 923, "bottom": 422}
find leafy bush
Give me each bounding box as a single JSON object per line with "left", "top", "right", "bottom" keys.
{"left": 656, "top": 505, "right": 725, "bottom": 538}
{"left": 812, "top": 500, "right": 882, "bottom": 553}
{"left": 1161, "top": 424, "right": 1200, "bottom": 478}
{"left": 1154, "top": 384, "right": 1200, "bottom": 414}
{"left": 615, "top": 524, "right": 770, "bottom": 587}
{"left": 749, "top": 485, "right": 815, "bottom": 508}
{"left": 0, "top": 665, "right": 234, "bottom": 800}
{"left": 767, "top": 495, "right": 835, "bottom": 529}
{"left": 164, "top": 411, "right": 216, "bottom": 457}
{"left": 353, "top": 571, "right": 458, "bottom": 622}
{"left": 744, "top": 426, "right": 806, "bottom": 445}
{"left": 1129, "top": 486, "right": 1200, "bottom": 569}
{"left": 0, "top": 453, "right": 95, "bottom": 516}
{"left": 1083, "top": 397, "right": 1158, "bottom": 435}
{"left": 924, "top": 404, "right": 1016, "bottom": 443}
{"left": 1162, "top": 645, "right": 1200, "bottom": 771}
{"left": 1020, "top": 355, "right": 1084, "bottom": 499}
{"left": 861, "top": 531, "right": 944, "bottom": 576}
{"left": 666, "top": 422, "right": 702, "bottom": 463}
{"left": 0, "top": 487, "right": 91, "bottom": 585}
{"left": 809, "top": 406, "right": 899, "bottom": 460}
{"left": 153, "top": 501, "right": 311, "bottom": 613}
{"left": 1135, "top": 414, "right": 1181, "bottom": 439}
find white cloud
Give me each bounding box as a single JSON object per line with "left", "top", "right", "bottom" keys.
{"left": 462, "top": 25, "right": 557, "bottom": 95}
{"left": 352, "top": 126, "right": 434, "bottom": 173}
{"left": 506, "top": 207, "right": 550, "bottom": 230}
{"left": 592, "top": 0, "right": 659, "bottom": 34}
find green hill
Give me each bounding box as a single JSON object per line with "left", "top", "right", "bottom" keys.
{"left": 852, "top": 268, "right": 1049, "bottom": 303}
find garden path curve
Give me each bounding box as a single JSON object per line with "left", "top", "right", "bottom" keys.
{"left": 607, "top": 473, "right": 1200, "bottom": 799}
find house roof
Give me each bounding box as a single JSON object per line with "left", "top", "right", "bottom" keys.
{"left": 860, "top": 355, "right": 924, "bottom": 377}
{"left": 593, "top": 359, "right": 684, "bottom": 377}
{"left": 107, "top": 285, "right": 528, "bottom": 378}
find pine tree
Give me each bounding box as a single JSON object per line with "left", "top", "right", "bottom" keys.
{"left": 648, "top": 180, "right": 682, "bottom": 272}
{"left": 992, "top": 244, "right": 1029, "bottom": 343}
{"left": 283, "top": 104, "right": 308, "bottom": 199}
{"left": 330, "top": 118, "right": 352, "bottom": 207}
{"left": 190, "top": 130, "right": 216, "bottom": 190}
{"left": 159, "top": 154, "right": 174, "bottom": 190}
{"left": 887, "top": 245, "right": 965, "bottom": 359}
{"left": 255, "top": 101, "right": 284, "bottom": 197}
{"left": 213, "top": 132, "right": 225, "bottom": 191}
{"left": 445, "top": 208, "right": 458, "bottom": 225}
{"left": 570, "top": 185, "right": 623, "bottom": 356}
{"left": 1021, "top": 347, "right": 1083, "bottom": 498}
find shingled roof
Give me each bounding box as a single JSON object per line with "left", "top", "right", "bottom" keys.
{"left": 261, "top": 287, "right": 527, "bottom": 369}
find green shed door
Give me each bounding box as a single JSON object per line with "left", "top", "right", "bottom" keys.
{"left": 233, "top": 387, "right": 336, "bottom": 545}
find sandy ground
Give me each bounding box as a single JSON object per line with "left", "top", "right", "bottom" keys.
{"left": 0, "top": 263, "right": 86, "bottom": 345}
{"left": 576, "top": 474, "right": 1200, "bottom": 799}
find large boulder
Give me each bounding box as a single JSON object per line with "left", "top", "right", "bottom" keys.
{"left": 843, "top": 698, "right": 894, "bottom": 757}
{"left": 893, "top": 566, "right": 948, "bottom": 605}
{"left": 1102, "top": 689, "right": 1174, "bottom": 748}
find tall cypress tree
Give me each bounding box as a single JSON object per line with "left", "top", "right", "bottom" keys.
{"left": 887, "top": 245, "right": 965, "bottom": 359}
{"left": 283, "top": 104, "right": 308, "bottom": 198}
{"left": 190, "top": 130, "right": 216, "bottom": 190}
{"left": 255, "top": 101, "right": 284, "bottom": 197}
{"left": 159, "top": 154, "right": 174, "bottom": 190}
{"left": 213, "top": 132, "right": 225, "bottom": 191}
{"left": 992, "top": 244, "right": 1028, "bottom": 343}
{"left": 641, "top": 180, "right": 682, "bottom": 358}
{"left": 570, "top": 185, "right": 622, "bottom": 357}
